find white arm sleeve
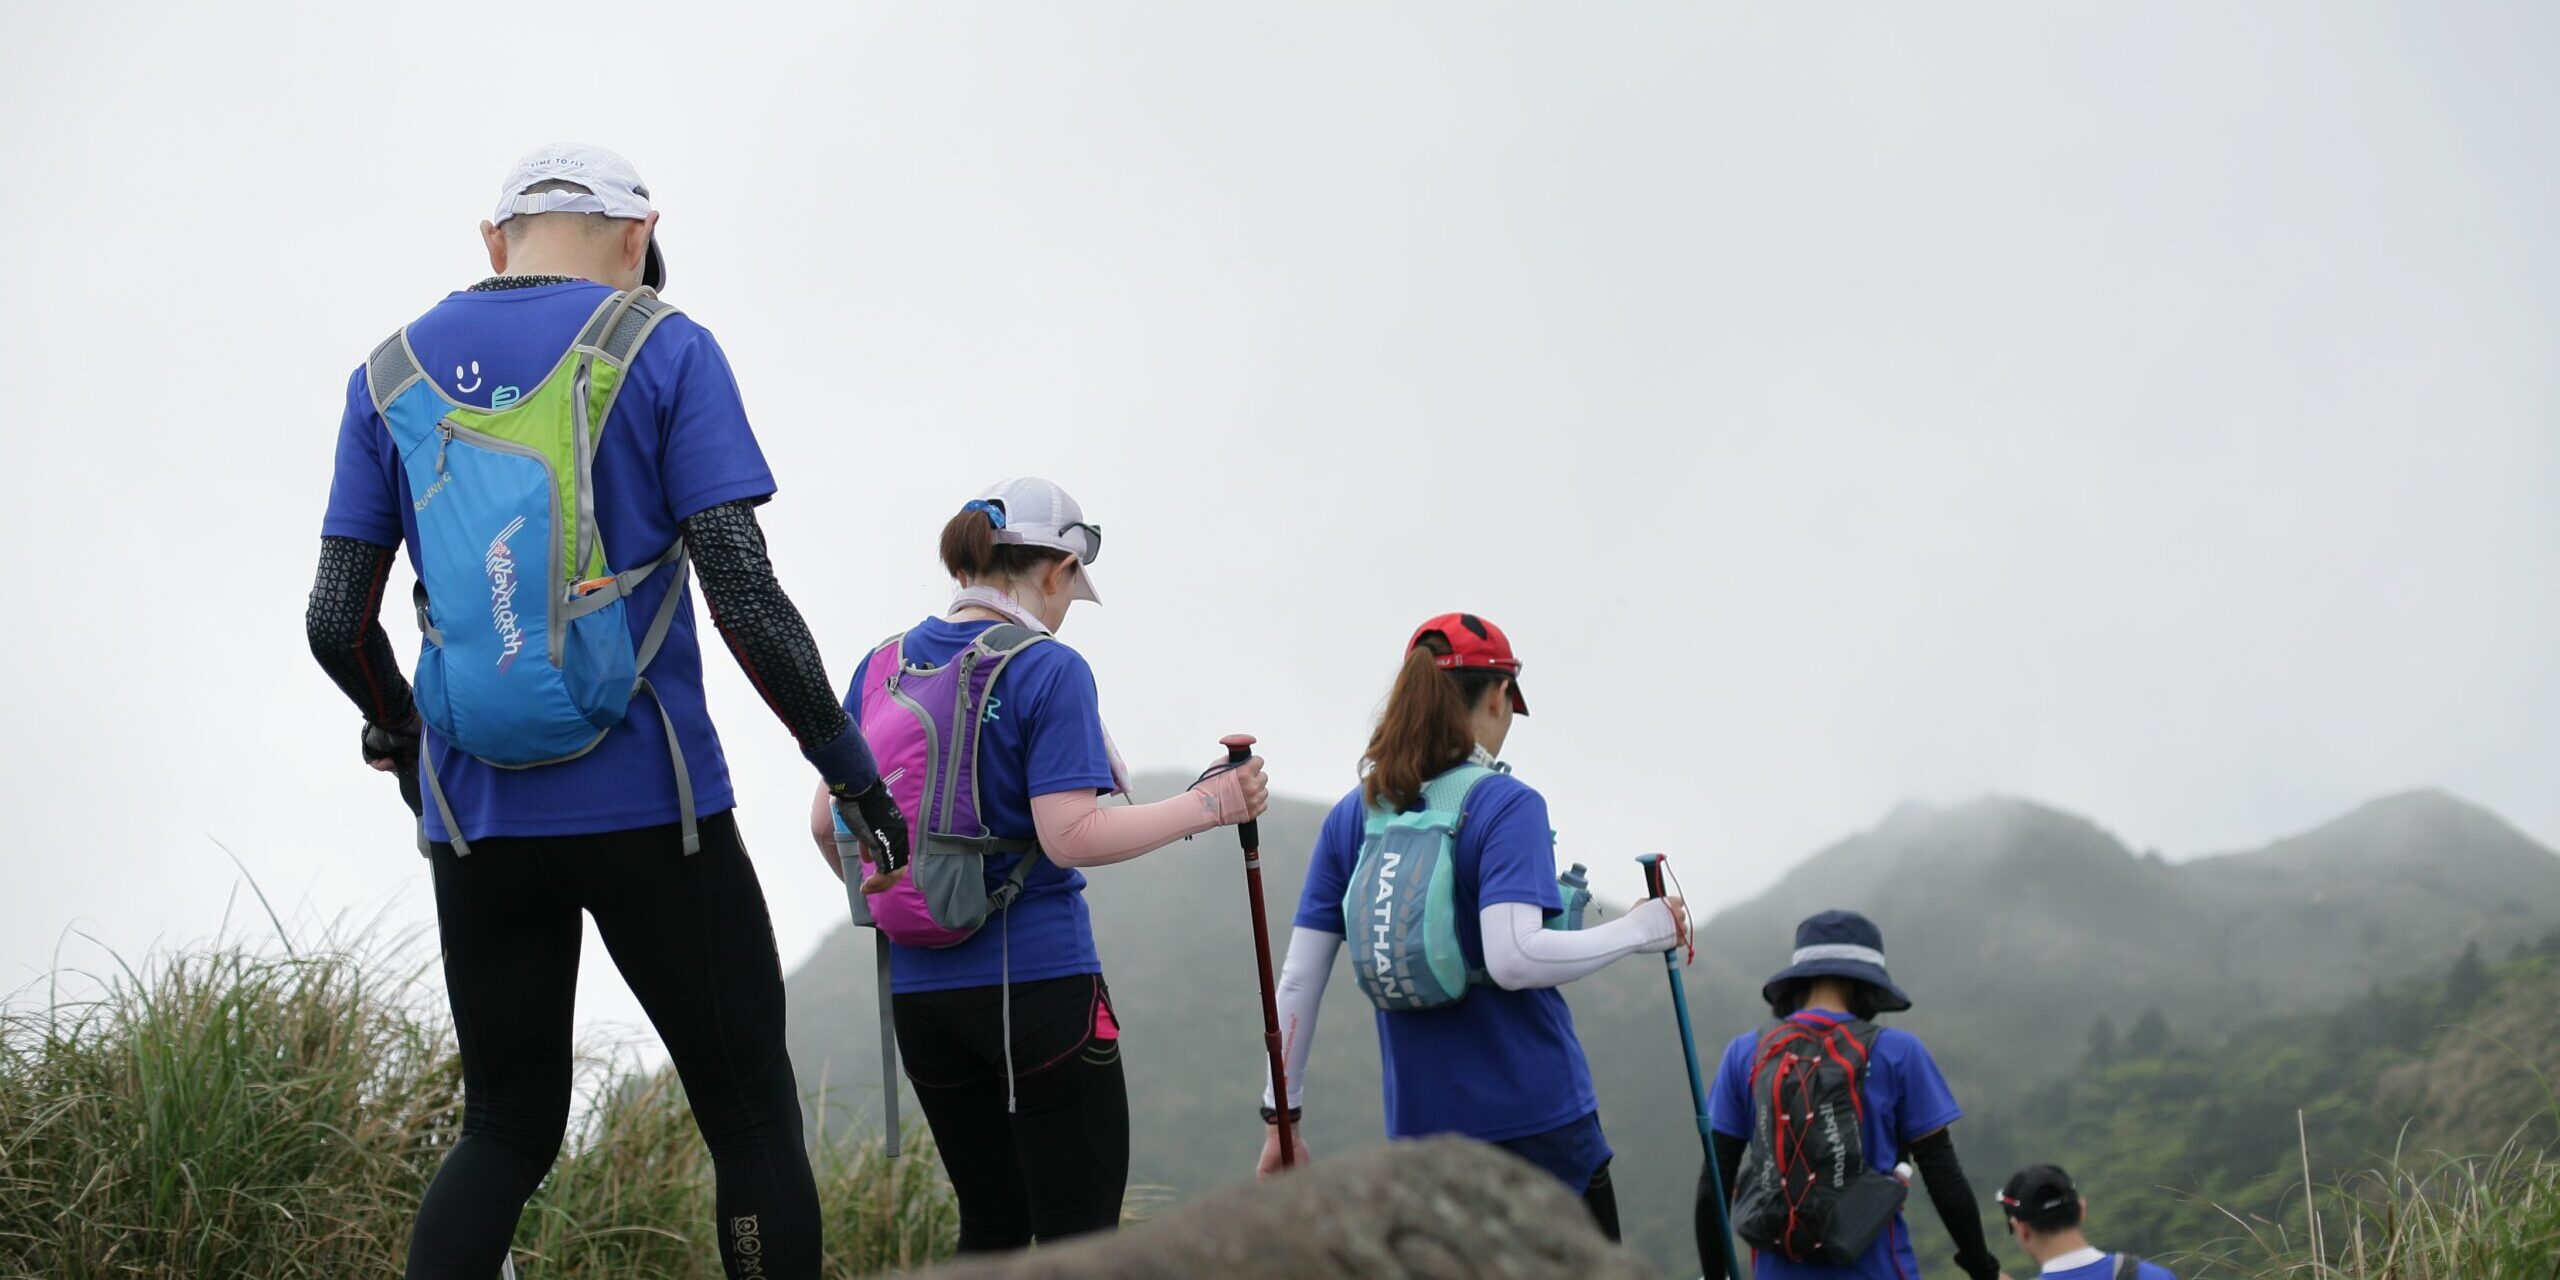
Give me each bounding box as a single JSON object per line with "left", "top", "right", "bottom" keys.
{"left": 1260, "top": 926, "right": 1340, "bottom": 1111}
{"left": 1478, "top": 898, "right": 1679, "bottom": 991}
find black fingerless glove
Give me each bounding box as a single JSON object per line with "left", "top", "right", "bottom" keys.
{"left": 832, "top": 779, "right": 911, "bottom": 875}
{"left": 361, "top": 715, "right": 424, "bottom": 818}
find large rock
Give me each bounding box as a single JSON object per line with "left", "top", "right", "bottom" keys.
{"left": 906, "top": 1136, "right": 1654, "bottom": 1280}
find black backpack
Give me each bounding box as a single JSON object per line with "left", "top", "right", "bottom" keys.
{"left": 1731, "top": 1017, "right": 1908, "bottom": 1262}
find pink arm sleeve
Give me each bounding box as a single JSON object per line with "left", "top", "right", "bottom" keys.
{"left": 1031, "top": 788, "right": 1226, "bottom": 868}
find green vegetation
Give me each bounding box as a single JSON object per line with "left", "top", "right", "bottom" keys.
{"left": 2204, "top": 1135, "right": 2560, "bottom": 1279}
{"left": 0, "top": 925, "right": 957, "bottom": 1278}
{"left": 787, "top": 781, "right": 2560, "bottom": 1275}
{"left": 1924, "top": 931, "right": 2560, "bottom": 1276}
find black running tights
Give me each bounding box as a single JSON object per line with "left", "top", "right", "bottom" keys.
{"left": 406, "top": 811, "right": 820, "bottom": 1280}
{"left": 1582, "top": 1160, "right": 1622, "bottom": 1242}
{"left": 893, "top": 974, "right": 1130, "bottom": 1252}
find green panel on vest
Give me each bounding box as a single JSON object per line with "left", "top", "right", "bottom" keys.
{"left": 441, "top": 347, "right": 622, "bottom": 584}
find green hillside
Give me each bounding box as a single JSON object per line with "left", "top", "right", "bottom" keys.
{"left": 1927, "top": 931, "right": 2560, "bottom": 1272}
{"left": 785, "top": 784, "right": 2560, "bottom": 1277}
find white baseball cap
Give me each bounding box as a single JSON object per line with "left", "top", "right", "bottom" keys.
{"left": 491, "top": 143, "right": 666, "bottom": 290}
{"left": 971, "top": 477, "right": 1103, "bottom": 603}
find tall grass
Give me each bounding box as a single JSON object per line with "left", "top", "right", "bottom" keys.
{"left": 0, "top": 925, "right": 956, "bottom": 1278}
{"left": 2180, "top": 1116, "right": 2560, "bottom": 1280}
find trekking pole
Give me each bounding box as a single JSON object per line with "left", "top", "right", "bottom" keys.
{"left": 1639, "top": 852, "right": 1741, "bottom": 1280}
{"left": 834, "top": 811, "right": 902, "bottom": 1158}
{"left": 1223, "top": 733, "right": 1296, "bottom": 1170}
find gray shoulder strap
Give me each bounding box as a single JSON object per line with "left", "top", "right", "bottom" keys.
{"left": 575, "top": 288, "right": 680, "bottom": 367}
{"left": 364, "top": 330, "right": 426, "bottom": 416}
{"left": 2113, "top": 1256, "right": 2140, "bottom": 1280}
{"left": 976, "top": 623, "right": 1051, "bottom": 655}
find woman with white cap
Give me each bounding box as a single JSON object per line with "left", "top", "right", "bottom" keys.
{"left": 809, "top": 477, "right": 1269, "bottom": 1252}
{"left": 1250, "top": 613, "right": 1690, "bottom": 1241}
{"left": 1698, "top": 909, "right": 2006, "bottom": 1280}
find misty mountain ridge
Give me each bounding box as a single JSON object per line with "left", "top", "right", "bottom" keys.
{"left": 783, "top": 783, "right": 2560, "bottom": 1274}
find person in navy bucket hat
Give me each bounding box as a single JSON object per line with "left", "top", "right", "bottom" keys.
{"left": 1760, "top": 909, "right": 1914, "bottom": 1014}
{"left": 1695, "top": 909, "right": 2006, "bottom": 1280}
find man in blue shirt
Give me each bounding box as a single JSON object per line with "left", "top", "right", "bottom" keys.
{"left": 306, "top": 143, "right": 902, "bottom": 1280}
{"left": 1999, "top": 1165, "right": 2176, "bottom": 1280}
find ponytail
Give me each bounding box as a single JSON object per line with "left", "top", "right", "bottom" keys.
{"left": 939, "top": 506, "right": 1071, "bottom": 584}
{"left": 1361, "top": 632, "right": 1508, "bottom": 811}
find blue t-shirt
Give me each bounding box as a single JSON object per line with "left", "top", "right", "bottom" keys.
{"left": 321, "top": 282, "right": 777, "bottom": 842}
{"left": 847, "top": 616, "right": 1119, "bottom": 994}
{"left": 1708, "top": 1009, "right": 1965, "bottom": 1280}
{"left": 2043, "top": 1253, "right": 2176, "bottom": 1280}
{"left": 1296, "top": 775, "right": 1602, "bottom": 1145}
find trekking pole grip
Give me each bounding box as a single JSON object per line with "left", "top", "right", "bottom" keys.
{"left": 1638, "top": 851, "right": 1668, "bottom": 900}
{"left": 1221, "top": 733, "right": 1259, "bottom": 851}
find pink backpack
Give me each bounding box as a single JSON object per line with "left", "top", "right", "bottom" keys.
{"left": 835, "top": 624, "right": 1051, "bottom": 948}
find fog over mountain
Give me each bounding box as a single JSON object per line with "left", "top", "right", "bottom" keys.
{"left": 786, "top": 782, "right": 2560, "bottom": 1273}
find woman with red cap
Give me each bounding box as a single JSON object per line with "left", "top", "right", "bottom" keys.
{"left": 1250, "top": 613, "right": 1690, "bottom": 1239}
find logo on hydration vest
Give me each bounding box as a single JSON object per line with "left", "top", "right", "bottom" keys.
{"left": 486, "top": 516, "right": 529, "bottom": 672}
{"left": 1369, "top": 848, "right": 1406, "bottom": 999}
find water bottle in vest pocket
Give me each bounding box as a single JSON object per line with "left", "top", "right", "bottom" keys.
{"left": 1553, "top": 862, "right": 1594, "bottom": 931}
{"left": 850, "top": 625, "right": 1051, "bottom": 948}
{"left": 1343, "top": 763, "right": 1506, "bottom": 1011}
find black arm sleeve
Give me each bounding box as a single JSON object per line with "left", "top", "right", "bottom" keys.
{"left": 1908, "top": 1128, "right": 2003, "bottom": 1280}
{"left": 306, "top": 536, "right": 415, "bottom": 727}
{"left": 1697, "top": 1130, "right": 1748, "bottom": 1280}
{"left": 681, "top": 500, "right": 856, "bottom": 756}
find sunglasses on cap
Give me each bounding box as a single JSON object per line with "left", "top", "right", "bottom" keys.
{"left": 1057, "top": 521, "right": 1102, "bottom": 565}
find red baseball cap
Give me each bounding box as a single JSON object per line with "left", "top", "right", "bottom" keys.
{"left": 1407, "top": 612, "right": 1528, "bottom": 714}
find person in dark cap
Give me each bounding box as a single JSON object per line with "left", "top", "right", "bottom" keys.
{"left": 1696, "top": 909, "right": 2008, "bottom": 1280}
{"left": 2000, "top": 1165, "right": 2175, "bottom": 1280}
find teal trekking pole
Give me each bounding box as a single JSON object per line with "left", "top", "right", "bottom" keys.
{"left": 1639, "top": 852, "right": 1741, "bottom": 1280}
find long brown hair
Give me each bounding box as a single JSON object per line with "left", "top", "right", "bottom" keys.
{"left": 1361, "top": 631, "right": 1510, "bottom": 811}
{"left": 939, "top": 508, "right": 1072, "bottom": 584}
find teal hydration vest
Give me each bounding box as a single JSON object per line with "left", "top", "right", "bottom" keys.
{"left": 1343, "top": 763, "right": 1589, "bottom": 1011}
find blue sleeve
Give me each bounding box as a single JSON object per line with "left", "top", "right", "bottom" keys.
{"left": 651, "top": 321, "right": 778, "bottom": 521}
{"left": 1883, "top": 1029, "right": 1964, "bottom": 1141}
{"left": 1468, "top": 779, "right": 1561, "bottom": 913}
{"left": 1018, "top": 646, "right": 1116, "bottom": 797}
{"left": 1708, "top": 1032, "right": 1758, "bottom": 1139}
{"left": 320, "top": 367, "right": 404, "bottom": 545}
{"left": 1293, "top": 793, "right": 1365, "bottom": 934}
{"left": 2137, "top": 1261, "right": 2179, "bottom": 1280}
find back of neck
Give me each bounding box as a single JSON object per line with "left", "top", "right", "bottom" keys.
{"left": 2028, "top": 1231, "right": 2095, "bottom": 1268}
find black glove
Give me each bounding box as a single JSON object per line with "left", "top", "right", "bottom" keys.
{"left": 361, "top": 716, "right": 424, "bottom": 818}
{"left": 831, "top": 779, "right": 910, "bottom": 876}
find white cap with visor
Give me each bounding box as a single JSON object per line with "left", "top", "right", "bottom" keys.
{"left": 967, "top": 477, "right": 1103, "bottom": 603}
{"left": 491, "top": 142, "right": 666, "bottom": 290}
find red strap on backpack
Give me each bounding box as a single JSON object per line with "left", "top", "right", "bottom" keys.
{"left": 1746, "top": 1015, "right": 1879, "bottom": 1258}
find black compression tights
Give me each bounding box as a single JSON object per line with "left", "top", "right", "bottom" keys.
{"left": 893, "top": 975, "right": 1131, "bottom": 1252}
{"left": 1583, "top": 1161, "right": 1622, "bottom": 1242}
{"left": 405, "top": 812, "right": 820, "bottom": 1280}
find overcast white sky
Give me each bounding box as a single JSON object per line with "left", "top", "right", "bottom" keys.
{"left": 3, "top": 2, "right": 2553, "bottom": 1046}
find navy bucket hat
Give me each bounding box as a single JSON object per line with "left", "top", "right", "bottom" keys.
{"left": 1760, "top": 909, "right": 1914, "bottom": 1013}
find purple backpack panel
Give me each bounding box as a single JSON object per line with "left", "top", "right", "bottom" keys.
{"left": 848, "top": 624, "right": 1048, "bottom": 948}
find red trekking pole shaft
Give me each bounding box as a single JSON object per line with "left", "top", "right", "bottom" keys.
{"left": 1223, "top": 733, "right": 1295, "bottom": 1168}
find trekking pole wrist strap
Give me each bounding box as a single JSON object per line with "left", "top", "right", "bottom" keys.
{"left": 1259, "top": 1104, "right": 1301, "bottom": 1126}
